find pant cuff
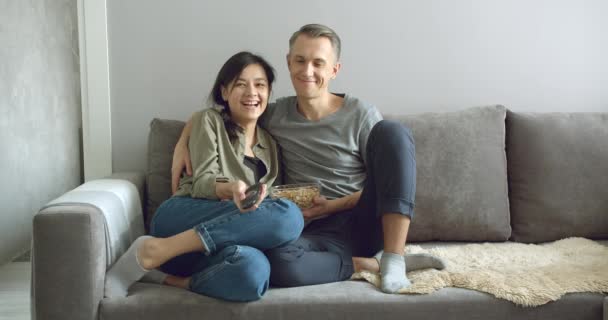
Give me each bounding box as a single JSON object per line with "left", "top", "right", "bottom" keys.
{"left": 341, "top": 258, "right": 355, "bottom": 280}
{"left": 377, "top": 198, "right": 415, "bottom": 219}
{"left": 194, "top": 224, "right": 215, "bottom": 255}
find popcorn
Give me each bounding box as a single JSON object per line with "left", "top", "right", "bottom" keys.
{"left": 270, "top": 183, "right": 321, "bottom": 209}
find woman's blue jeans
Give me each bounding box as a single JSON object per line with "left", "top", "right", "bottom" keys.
{"left": 150, "top": 196, "right": 304, "bottom": 302}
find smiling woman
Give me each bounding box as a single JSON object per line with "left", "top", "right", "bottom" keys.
{"left": 210, "top": 52, "right": 275, "bottom": 144}
{"left": 221, "top": 65, "right": 269, "bottom": 122}
{"left": 221, "top": 67, "right": 268, "bottom": 124}
{"left": 103, "top": 51, "right": 305, "bottom": 302}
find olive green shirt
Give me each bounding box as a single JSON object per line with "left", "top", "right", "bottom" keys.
{"left": 175, "top": 107, "right": 280, "bottom": 199}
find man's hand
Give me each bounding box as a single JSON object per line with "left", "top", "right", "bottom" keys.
{"left": 301, "top": 191, "right": 362, "bottom": 220}
{"left": 232, "top": 181, "right": 267, "bottom": 213}
{"left": 301, "top": 195, "right": 335, "bottom": 220}
{"left": 171, "top": 140, "right": 193, "bottom": 194}
{"left": 171, "top": 114, "right": 195, "bottom": 194}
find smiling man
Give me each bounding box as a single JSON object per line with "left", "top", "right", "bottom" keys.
{"left": 171, "top": 24, "right": 444, "bottom": 293}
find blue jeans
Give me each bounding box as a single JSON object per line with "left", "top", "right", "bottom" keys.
{"left": 150, "top": 196, "right": 304, "bottom": 301}
{"left": 267, "top": 120, "right": 416, "bottom": 287}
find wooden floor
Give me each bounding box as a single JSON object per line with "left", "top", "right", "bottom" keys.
{"left": 0, "top": 262, "right": 31, "bottom": 320}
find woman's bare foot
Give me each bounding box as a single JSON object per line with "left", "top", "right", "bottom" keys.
{"left": 164, "top": 275, "right": 191, "bottom": 289}
{"left": 138, "top": 230, "right": 208, "bottom": 271}
{"left": 137, "top": 237, "right": 173, "bottom": 270}
{"left": 353, "top": 256, "right": 380, "bottom": 273}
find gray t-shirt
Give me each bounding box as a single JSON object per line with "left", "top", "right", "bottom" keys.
{"left": 260, "top": 94, "right": 383, "bottom": 199}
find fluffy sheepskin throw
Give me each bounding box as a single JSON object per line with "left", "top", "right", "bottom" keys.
{"left": 352, "top": 237, "right": 608, "bottom": 306}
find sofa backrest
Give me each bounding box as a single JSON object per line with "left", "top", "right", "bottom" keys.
{"left": 385, "top": 105, "right": 512, "bottom": 242}
{"left": 506, "top": 111, "right": 608, "bottom": 242}
{"left": 146, "top": 107, "right": 608, "bottom": 243}
{"left": 146, "top": 118, "right": 185, "bottom": 229}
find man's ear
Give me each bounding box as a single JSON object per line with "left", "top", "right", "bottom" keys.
{"left": 286, "top": 54, "right": 291, "bottom": 68}
{"left": 331, "top": 61, "right": 342, "bottom": 79}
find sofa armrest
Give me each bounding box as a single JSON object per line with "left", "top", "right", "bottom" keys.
{"left": 32, "top": 173, "right": 145, "bottom": 320}
{"left": 604, "top": 296, "right": 607, "bottom": 320}
{"left": 32, "top": 205, "right": 107, "bottom": 320}
{"left": 107, "top": 171, "right": 145, "bottom": 207}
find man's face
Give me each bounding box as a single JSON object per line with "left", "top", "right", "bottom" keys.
{"left": 287, "top": 35, "right": 341, "bottom": 99}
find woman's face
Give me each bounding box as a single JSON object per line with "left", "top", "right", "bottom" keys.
{"left": 221, "top": 63, "right": 270, "bottom": 125}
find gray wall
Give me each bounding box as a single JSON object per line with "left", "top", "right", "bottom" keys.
{"left": 108, "top": 0, "right": 608, "bottom": 173}
{"left": 0, "top": 0, "right": 82, "bottom": 264}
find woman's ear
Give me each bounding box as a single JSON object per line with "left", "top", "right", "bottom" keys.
{"left": 220, "top": 85, "right": 229, "bottom": 102}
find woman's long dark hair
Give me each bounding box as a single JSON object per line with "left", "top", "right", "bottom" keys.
{"left": 209, "top": 51, "right": 275, "bottom": 142}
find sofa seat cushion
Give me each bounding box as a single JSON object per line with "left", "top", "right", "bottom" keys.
{"left": 100, "top": 281, "right": 605, "bottom": 320}
{"left": 386, "top": 105, "right": 511, "bottom": 241}
{"left": 507, "top": 111, "right": 608, "bottom": 242}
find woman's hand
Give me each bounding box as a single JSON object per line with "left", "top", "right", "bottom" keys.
{"left": 231, "top": 181, "right": 267, "bottom": 213}
{"left": 171, "top": 139, "right": 193, "bottom": 194}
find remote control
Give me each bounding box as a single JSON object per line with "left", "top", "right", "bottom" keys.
{"left": 241, "top": 183, "right": 263, "bottom": 209}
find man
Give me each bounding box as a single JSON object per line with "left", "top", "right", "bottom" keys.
{"left": 171, "top": 24, "right": 443, "bottom": 293}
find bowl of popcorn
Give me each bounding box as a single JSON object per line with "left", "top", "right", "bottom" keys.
{"left": 270, "top": 183, "right": 321, "bottom": 209}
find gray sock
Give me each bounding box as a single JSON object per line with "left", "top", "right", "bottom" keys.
{"left": 140, "top": 269, "right": 168, "bottom": 284}
{"left": 374, "top": 251, "right": 446, "bottom": 272}
{"left": 104, "top": 236, "right": 152, "bottom": 297}
{"left": 380, "top": 252, "right": 411, "bottom": 293}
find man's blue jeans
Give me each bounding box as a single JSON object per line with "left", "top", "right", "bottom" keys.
{"left": 150, "top": 196, "right": 304, "bottom": 301}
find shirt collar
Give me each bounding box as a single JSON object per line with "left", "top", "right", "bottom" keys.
{"left": 254, "top": 126, "right": 268, "bottom": 149}
{"left": 211, "top": 104, "right": 268, "bottom": 149}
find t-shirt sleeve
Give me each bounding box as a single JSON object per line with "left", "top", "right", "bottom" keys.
{"left": 358, "top": 106, "right": 383, "bottom": 167}
{"left": 258, "top": 101, "right": 277, "bottom": 130}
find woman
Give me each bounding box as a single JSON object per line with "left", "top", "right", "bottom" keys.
{"left": 104, "top": 52, "right": 304, "bottom": 302}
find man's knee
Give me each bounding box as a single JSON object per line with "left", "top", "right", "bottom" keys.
{"left": 370, "top": 120, "right": 414, "bottom": 147}
{"left": 368, "top": 120, "right": 415, "bottom": 161}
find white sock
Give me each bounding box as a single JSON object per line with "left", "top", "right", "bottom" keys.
{"left": 374, "top": 251, "right": 446, "bottom": 272}
{"left": 380, "top": 252, "right": 411, "bottom": 293}
{"left": 104, "top": 236, "right": 152, "bottom": 297}
{"left": 140, "top": 269, "right": 168, "bottom": 284}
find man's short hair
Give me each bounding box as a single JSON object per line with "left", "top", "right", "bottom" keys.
{"left": 289, "top": 24, "right": 342, "bottom": 61}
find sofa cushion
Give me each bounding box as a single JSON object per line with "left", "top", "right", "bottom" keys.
{"left": 385, "top": 105, "right": 511, "bottom": 242}
{"left": 147, "top": 107, "right": 511, "bottom": 241}
{"left": 146, "top": 118, "right": 185, "bottom": 229}
{"left": 507, "top": 111, "right": 608, "bottom": 242}
{"left": 100, "top": 282, "right": 606, "bottom": 320}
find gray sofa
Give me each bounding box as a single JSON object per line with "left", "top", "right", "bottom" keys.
{"left": 31, "top": 105, "right": 608, "bottom": 320}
